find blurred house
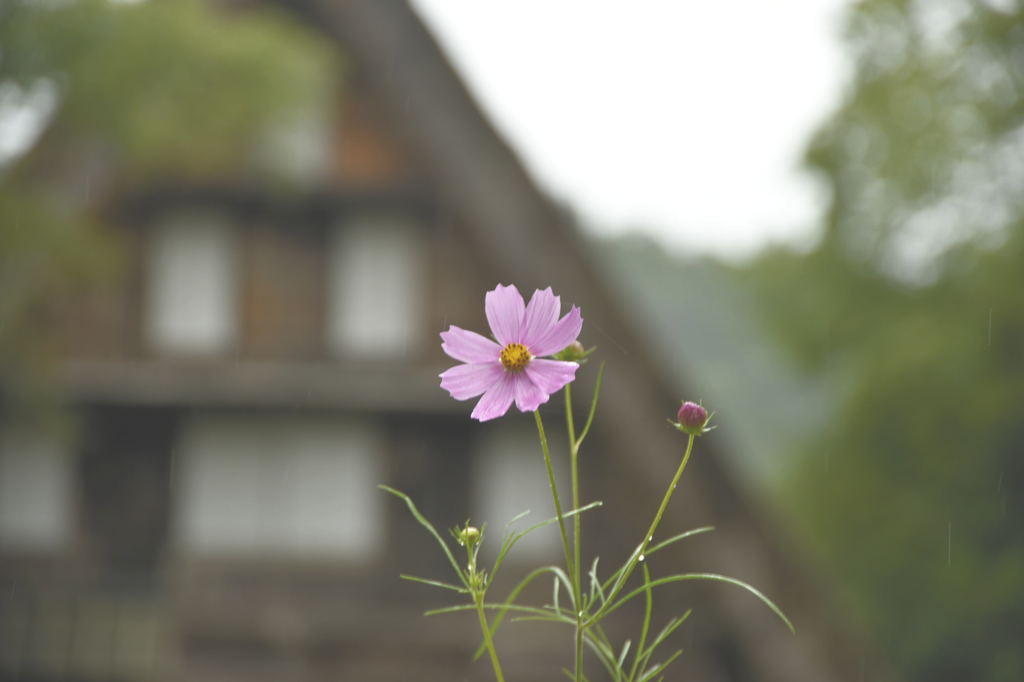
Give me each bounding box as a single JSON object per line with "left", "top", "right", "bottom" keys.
{"left": 0, "top": 1, "right": 885, "bottom": 681}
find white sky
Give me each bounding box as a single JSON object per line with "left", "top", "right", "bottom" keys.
{"left": 410, "top": 0, "right": 851, "bottom": 260}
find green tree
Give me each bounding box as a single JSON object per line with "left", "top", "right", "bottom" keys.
{"left": 749, "top": 1, "right": 1024, "bottom": 680}
{"left": 0, "top": 0, "right": 335, "bottom": 416}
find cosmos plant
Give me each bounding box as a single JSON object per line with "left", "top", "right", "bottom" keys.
{"left": 382, "top": 285, "right": 792, "bottom": 682}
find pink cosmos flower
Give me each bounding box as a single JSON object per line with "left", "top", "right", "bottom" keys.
{"left": 439, "top": 284, "right": 583, "bottom": 421}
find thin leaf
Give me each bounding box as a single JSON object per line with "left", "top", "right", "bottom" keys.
{"left": 590, "top": 623, "right": 616, "bottom": 661}
{"left": 427, "top": 602, "right": 574, "bottom": 624}
{"left": 423, "top": 603, "right": 479, "bottom": 617}
{"left": 582, "top": 629, "right": 622, "bottom": 682}
{"left": 600, "top": 541, "right": 645, "bottom": 607}
{"left": 492, "top": 501, "right": 603, "bottom": 583}
{"left": 601, "top": 526, "right": 714, "bottom": 595}
{"left": 589, "top": 556, "right": 607, "bottom": 607}
{"left": 505, "top": 508, "right": 534, "bottom": 527}
{"left": 639, "top": 649, "right": 683, "bottom": 682}
{"left": 509, "top": 502, "right": 603, "bottom": 546}
{"left": 545, "top": 565, "right": 575, "bottom": 607}
{"left": 644, "top": 526, "right": 715, "bottom": 556}
{"left": 617, "top": 639, "right": 632, "bottom": 672}
{"left": 633, "top": 610, "right": 691, "bottom": 680}
{"left": 560, "top": 667, "right": 593, "bottom": 682}
{"left": 606, "top": 573, "right": 795, "bottom": 634}
{"left": 510, "top": 614, "right": 581, "bottom": 625}
{"left": 399, "top": 574, "right": 468, "bottom": 594}
{"left": 379, "top": 485, "right": 465, "bottom": 584}
{"left": 642, "top": 609, "right": 692, "bottom": 661}
{"left": 472, "top": 565, "right": 565, "bottom": 661}
{"left": 576, "top": 361, "right": 606, "bottom": 448}
{"left": 553, "top": 573, "right": 563, "bottom": 615}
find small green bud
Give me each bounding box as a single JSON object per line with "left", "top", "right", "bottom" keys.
{"left": 554, "top": 341, "right": 595, "bottom": 362}
{"left": 458, "top": 525, "right": 481, "bottom": 548}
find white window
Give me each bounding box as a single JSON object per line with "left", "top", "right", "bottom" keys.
{"left": 174, "top": 415, "right": 383, "bottom": 559}
{"left": 474, "top": 422, "right": 566, "bottom": 561}
{"left": 0, "top": 429, "right": 73, "bottom": 550}
{"left": 258, "top": 111, "right": 332, "bottom": 185}
{"left": 327, "top": 215, "right": 425, "bottom": 357}
{"left": 145, "top": 215, "right": 238, "bottom": 356}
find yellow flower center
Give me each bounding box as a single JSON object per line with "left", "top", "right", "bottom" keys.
{"left": 499, "top": 343, "right": 531, "bottom": 372}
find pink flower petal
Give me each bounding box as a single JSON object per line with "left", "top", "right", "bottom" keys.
{"left": 513, "top": 373, "right": 551, "bottom": 412}
{"left": 440, "top": 362, "right": 504, "bottom": 400}
{"left": 524, "top": 359, "right": 579, "bottom": 394}
{"left": 485, "top": 284, "right": 525, "bottom": 346}
{"left": 519, "top": 287, "right": 560, "bottom": 349}
{"left": 529, "top": 305, "right": 583, "bottom": 357}
{"left": 440, "top": 326, "right": 501, "bottom": 363}
{"left": 471, "top": 373, "right": 517, "bottom": 421}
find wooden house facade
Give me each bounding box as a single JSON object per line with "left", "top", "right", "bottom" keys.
{"left": 0, "top": 1, "right": 888, "bottom": 681}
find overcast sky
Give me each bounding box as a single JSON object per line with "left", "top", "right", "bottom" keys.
{"left": 410, "top": 0, "right": 851, "bottom": 260}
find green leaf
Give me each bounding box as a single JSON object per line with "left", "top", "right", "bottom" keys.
{"left": 492, "top": 500, "right": 603, "bottom": 583}
{"left": 379, "top": 485, "right": 466, "bottom": 586}
{"left": 645, "top": 526, "right": 715, "bottom": 556}
{"left": 582, "top": 628, "right": 622, "bottom": 682}
{"left": 471, "top": 565, "right": 572, "bottom": 660}
{"left": 617, "top": 638, "right": 632, "bottom": 672}
{"left": 639, "top": 649, "right": 683, "bottom": 682}
{"left": 605, "top": 572, "right": 794, "bottom": 634}
{"left": 427, "top": 602, "right": 574, "bottom": 624}
{"left": 642, "top": 609, "right": 692, "bottom": 661}
{"left": 627, "top": 562, "right": 655, "bottom": 682}
{"left": 399, "top": 574, "right": 468, "bottom": 594}
{"left": 576, "top": 361, "right": 606, "bottom": 447}
{"left": 588, "top": 556, "right": 607, "bottom": 607}
{"left": 600, "top": 526, "right": 714, "bottom": 596}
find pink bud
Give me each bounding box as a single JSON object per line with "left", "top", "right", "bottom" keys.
{"left": 676, "top": 401, "right": 709, "bottom": 435}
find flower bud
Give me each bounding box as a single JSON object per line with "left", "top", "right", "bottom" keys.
{"left": 458, "top": 525, "right": 481, "bottom": 548}
{"left": 554, "top": 341, "right": 593, "bottom": 362}
{"left": 673, "top": 401, "right": 711, "bottom": 436}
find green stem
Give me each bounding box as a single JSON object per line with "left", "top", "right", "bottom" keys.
{"left": 627, "top": 562, "right": 654, "bottom": 682}
{"left": 466, "top": 539, "right": 504, "bottom": 682}
{"left": 575, "top": 626, "right": 584, "bottom": 682}
{"left": 591, "top": 434, "right": 696, "bottom": 625}
{"left": 533, "top": 410, "right": 575, "bottom": 595}
{"left": 566, "top": 386, "right": 582, "bottom": 595}
{"left": 565, "top": 385, "right": 584, "bottom": 682}
{"left": 475, "top": 594, "right": 505, "bottom": 682}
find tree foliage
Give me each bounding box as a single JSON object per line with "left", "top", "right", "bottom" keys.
{"left": 0, "top": 0, "right": 335, "bottom": 180}
{"left": 0, "top": 0, "right": 336, "bottom": 416}
{"left": 749, "top": 1, "right": 1024, "bottom": 680}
